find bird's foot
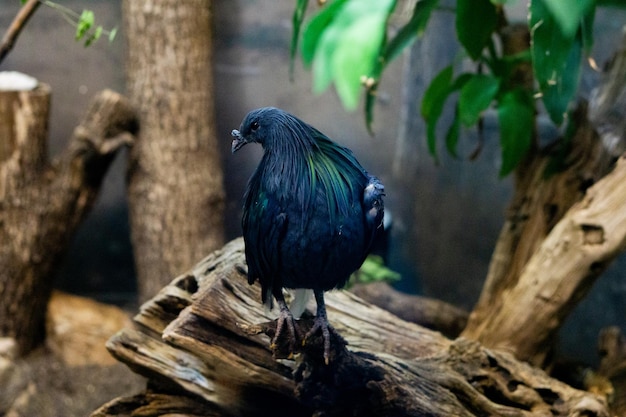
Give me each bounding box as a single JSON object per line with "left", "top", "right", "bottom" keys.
{"left": 270, "top": 307, "right": 304, "bottom": 359}
{"left": 303, "top": 315, "right": 338, "bottom": 365}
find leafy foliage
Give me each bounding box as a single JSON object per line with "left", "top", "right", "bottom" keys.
{"left": 349, "top": 254, "right": 401, "bottom": 287}
{"left": 421, "top": 64, "right": 454, "bottom": 159}
{"left": 458, "top": 75, "right": 500, "bottom": 128}
{"left": 455, "top": 0, "right": 497, "bottom": 61}
{"left": 497, "top": 89, "right": 534, "bottom": 176}
{"left": 530, "top": 0, "right": 581, "bottom": 125}
{"left": 539, "top": 0, "right": 594, "bottom": 38}
{"left": 290, "top": 0, "right": 309, "bottom": 78}
{"left": 40, "top": 1, "right": 117, "bottom": 47}
{"left": 300, "top": 0, "right": 396, "bottom": 110}
{"left": 291, "top": 0, "right": 625, "bottom": 176}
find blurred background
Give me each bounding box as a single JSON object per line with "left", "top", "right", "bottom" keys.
{"left": 1, "top": 0, "right": 625, "bottom": 366}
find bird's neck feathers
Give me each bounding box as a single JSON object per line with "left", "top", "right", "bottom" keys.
{"left": 257, "top": 119, "right": 367, "bottom": 219}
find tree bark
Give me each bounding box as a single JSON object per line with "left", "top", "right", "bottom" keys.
{"left": 462, "top": 31, "right": 626, "bottom": 366}
{"left": 464, "top": 151, "right": 626, "bottom": 365}
{"left": 92, "top": 239, "right": 609, "bottom": 417}
{"left": 123, "top": 0, "right": 225, "bottom": 302}
{"left": 0, "top": 86, "right": 137, "bottom": 356}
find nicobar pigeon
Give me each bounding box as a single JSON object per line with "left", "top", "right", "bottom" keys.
{"left": 231, "top": 107, "right": 385, "bottom": 364}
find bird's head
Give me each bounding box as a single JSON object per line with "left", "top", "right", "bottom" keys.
{"left": 231, "top": 107, "right": 312, "bottom": 155}
{"left": 231, "top": 107, "right": 281, "bottom": 153}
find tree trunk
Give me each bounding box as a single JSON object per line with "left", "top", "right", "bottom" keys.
{"left": 92, "top": 239, "right": 609, "bottom": 417}
{"left": 123, "top": 0, "right": 225, "bottom": 302}
{"left": 0, "top": 84, "right": 137, "bottom": 357}
{"left": 462, "top": 32, "right": 626, "bottom": 366}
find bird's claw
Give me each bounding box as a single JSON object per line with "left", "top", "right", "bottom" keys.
{"left": 303, "top": 315, "right": 334, "bottom": 365}
{"left": 271, "top": 308, "right": 303, "bottom": 359}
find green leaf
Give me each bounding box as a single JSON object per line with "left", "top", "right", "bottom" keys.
{"left": 456, "top": 0, "right": 498, "bottom": 60}
{"left": 421, "top": 65, "right": 454, "bottom": 158}
{"left": 458, "top": 74, "right": 500, "bottom": 127}
{"left": 383, "top": 0, "right": 439, "bottom": 64}
{"left": 290, "top": 0, "right": 310, "bottom": 78}
{"left": 329, "top": 18, "right": 370, "bottom": 110}
{"left": 301, "top": 0, "right": 348, "bottom": 66}
{"left": 76, "top": 10, "right": 94, "bottom": 40}
{"left": 365, "top": 0, "right": 399, "bottom": 132}
{"left": 446, "top": 106, "right": 461, "bottom": 158}
{"left": 350, "top": 255, "right": 401, "bottom": 286}
{"left": 530, "top": 0, "right": 582, "bottom": 125}
{"left": 580, "top": 5, "right": 595, "bottom": 53}
{"left": 449, "top": 72, "right": 474, "bottom": 91}
{"left": 597, "top": 0, "right": 626, "bottom": 8}
{"left": 307, "top": 0, "right": 394, "bottom": 110}
{"left": 365, "top": 87, "right": 376, "bottom": 134}
{"left": 333, "top": 14, "right": 387, "bottom": 110}
{"left": 312, "top": 24, "right": 342, "bottom": 94}
{"left": 421, "top": 69, "right": 474, "bottom": 158}
{"left": 497, "top": 89, "right": 534, "bottom": 176}
{"left": 540, "top": 0, "right": 594, "bottom": 38}
{"left": 84, "top": 25, "right": 102, "bottom": 47}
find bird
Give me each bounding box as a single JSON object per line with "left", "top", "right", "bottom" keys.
{"left": 231, "top": 107, "right": 385, "bottom": 364}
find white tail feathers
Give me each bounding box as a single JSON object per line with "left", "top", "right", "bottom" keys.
{"left": 289, "top": 289, "right": 313, "bottom": 319}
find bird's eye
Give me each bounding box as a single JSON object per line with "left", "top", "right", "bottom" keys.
{"left": 251, "top": 121, "right": 260, "bottom": 131}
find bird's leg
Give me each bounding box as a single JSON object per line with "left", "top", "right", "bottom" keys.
{"left": 271, "top": 291, "right": 303, "bottom": 358}
{"left": 304, "top": 290, "right": 334, "bottom": 365}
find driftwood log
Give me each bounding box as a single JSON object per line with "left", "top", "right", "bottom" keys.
{"left": 463, "top": 31, "right": 626, "bottom": 366}
{"left": 93, "top": 238, "right": 608, "bottom": 417}
{"left": 351, "top": 282, "right": 468, "bottom": 339}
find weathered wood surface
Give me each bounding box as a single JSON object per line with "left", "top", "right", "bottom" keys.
{"left": 351, "top": 281, "right": 468, "bottom": 338}
{"left": 465, "top": 151, "right": 626, "bottom": 365}
{"left": 94, "top": 238, "right": 609, "bottom": 417}
{"left": 0, "top": 86, "right": 137, "bottom": 356}
{"left": 596, "top": 327, "right": 626, "bottom": 415}
{"left": 463, "top": 31, "right": 626, "bottom": 367}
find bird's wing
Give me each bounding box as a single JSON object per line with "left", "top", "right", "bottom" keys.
{"left": 242, "top": 180, "right": 287, "bottom": 307}
{"left": 309, "top": 130, "right": 366, "bottom": 220}
{"left": 363, "top": 175, "right": 385, "bottom": 249}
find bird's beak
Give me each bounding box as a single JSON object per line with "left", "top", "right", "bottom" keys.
{"left": 231, "top": 129, "right": 247, "bottom": 153}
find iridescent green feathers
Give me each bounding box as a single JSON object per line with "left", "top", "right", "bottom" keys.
{"left": 234, "top": 107, "right": 368, "bottom": 228}
{"left": 306, "top": 128, "right": 366, "bottom": 223}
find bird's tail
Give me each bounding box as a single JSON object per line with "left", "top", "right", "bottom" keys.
{"left": 289, "top": 289, "right": 313, "bottom": 319}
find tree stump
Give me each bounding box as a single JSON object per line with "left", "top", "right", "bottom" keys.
{"left": 0, "top": 78, "right": 137, "bottom": 356}
{"left": 93, "top": 238, "right": 609, "bottom": 417}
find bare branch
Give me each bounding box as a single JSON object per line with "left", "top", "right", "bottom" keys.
{"left": 0, "top": 0, "right": 41, "bottom": 66}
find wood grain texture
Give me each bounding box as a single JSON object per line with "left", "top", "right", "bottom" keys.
{"left": 464, "top": 32, "right": 626, "bottom": 366}
{"left": 96, "top": 239, "right": 609, "bottom": 416}
{"left": 0, "top": 87, "right": 136, "bottom": 356}
{"left": 123, "top": 0, "right": 225, "bottom": 302}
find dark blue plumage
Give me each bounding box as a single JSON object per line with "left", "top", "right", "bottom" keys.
{"left": 231, "top": 107, "right": 384, "bottom": 363}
